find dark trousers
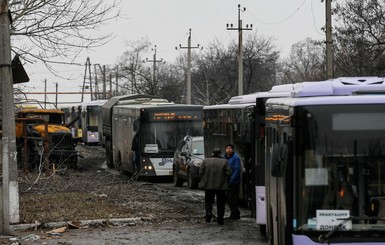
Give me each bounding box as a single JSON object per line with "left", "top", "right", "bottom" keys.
{"left": 227, "top": 183, "right": 240, "bottom": 218}
{"left": 205, "top": 189, "right": 226, "bottom": 223}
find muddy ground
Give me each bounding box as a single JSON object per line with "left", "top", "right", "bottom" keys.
{"left": 3, "top": 144, "right": 268, "bottom": 244}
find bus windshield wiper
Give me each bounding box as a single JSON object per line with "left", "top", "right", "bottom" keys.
{"left": 318, "top": 216, "right": 385, "bottom": 243}
{"left": 318, "top": 216, "right": 352, "bottom": 243}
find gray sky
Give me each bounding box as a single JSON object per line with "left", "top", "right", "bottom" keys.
{"left": 19, "top": 0, "right": 328, "bottom": 106}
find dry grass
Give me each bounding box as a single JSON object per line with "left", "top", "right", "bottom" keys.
{"left": 17, "top": 144, "right": 204, "bottom": 226}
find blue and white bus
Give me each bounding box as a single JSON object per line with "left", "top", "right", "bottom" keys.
{"left": 264, "top": 77, "right": 385, "bottom": 244}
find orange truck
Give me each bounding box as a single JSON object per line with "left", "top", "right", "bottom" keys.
{"left": 15, "top": 108, "right": 79, "bottom": 171}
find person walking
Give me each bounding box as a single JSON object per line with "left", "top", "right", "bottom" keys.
{"left": 224, "top": 143, "right": 241, "bottom": 220}
{"left": 199, "top": 148, "right": 231, "bottom": 225}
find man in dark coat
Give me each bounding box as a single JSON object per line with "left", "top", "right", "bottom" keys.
{"left": 199, "top": 148, "right": 231, "bottom": 225}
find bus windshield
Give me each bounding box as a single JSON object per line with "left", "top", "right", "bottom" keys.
{"left": 295, "top": 104, "right": 385, "bottom": 231}
{"left": 140, "top": 121, "right": 203, "bottom": 153}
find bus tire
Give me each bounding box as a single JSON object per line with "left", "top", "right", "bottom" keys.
{"left": 173, "top": 165, "right": 183, "bottom": 187}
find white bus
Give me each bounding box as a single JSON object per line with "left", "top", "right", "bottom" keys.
{"left": 203, "top": 88, "right": 291, "bottom": 235}
{"left": 104, "top": 95, "right": 203, "bottom": 176}
{"left": 264, "top": 77, "right": 385, "bottom": 244}
{"left": 61, "top": 100, "right": 107, "bottom": 145}
{"left": 78, "top": 100, "right": 107, "bottom": 145}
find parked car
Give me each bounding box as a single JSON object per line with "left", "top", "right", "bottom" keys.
{"left": 173, "top": 136, "right": 204, "bottom": 189}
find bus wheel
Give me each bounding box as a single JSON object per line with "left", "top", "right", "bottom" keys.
{"left": 173, "top": 165, "right": 183, "bottom": 187}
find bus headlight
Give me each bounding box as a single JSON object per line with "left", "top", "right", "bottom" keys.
{"left": 144, "top": 166, "right": 153, "bottom": 170}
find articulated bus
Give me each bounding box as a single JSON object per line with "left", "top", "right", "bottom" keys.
{"left": 105, "top": 95, "right": 203, "bottom": 176}
{"left": 202, "top": 88, "right": 291, "bottom": 234}
{"left": 264, "top": 77, "right": 385, "bottom": 245}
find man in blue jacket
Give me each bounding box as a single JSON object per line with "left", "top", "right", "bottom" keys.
{"left": 224, "top": 143, "right": 241, "bottom": 220}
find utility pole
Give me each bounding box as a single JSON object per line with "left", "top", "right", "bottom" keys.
{"left": 101, "top": 65, "right": 106, "bottom": 99}
{"left": 323, "top": 0, "right": 333, "bottom": 79}
{"left": 88, "top": 59, "right": 93, "bottom": 101}
{"left": 44, "top": 79, "right": 47, "bottom": 108}
{"left": 115, "top": 67, "right": 118, "bottom": 96}
{"left": 1, "top": 0, "right": 20, "bottom": 233}
{"left": 227, "top": 4, "right": 252, "bottom": 96}
{"left": 55, "top": 83, "right": 58, "bottom": 108}
{"left": 109, "top": 73, "right": 112, "bottom": 99}
{"left": 94, "top": 64, "right": 99, "bottom": 100}
{"left": 176, "top": 29, "right": 201, "bottom": 104}
{"left": 81, "top": 57, "right": 92, "bottom": 102}
{"left": 145, "top": 45, "right": 164, "bottom": 92}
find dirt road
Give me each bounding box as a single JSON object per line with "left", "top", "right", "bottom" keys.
{"left": 3, "top": 144, "right": 268, "bottom": 244}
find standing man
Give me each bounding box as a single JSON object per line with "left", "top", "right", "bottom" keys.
{"left": 224, "top": 144, "right": 241, "bottom": 220}
{"left": 199, "top": 148, "right": 231, "bottom": 225}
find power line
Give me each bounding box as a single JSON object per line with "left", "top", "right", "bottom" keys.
{"left": 176, "top": 28, "right": 202, "bottom": 104}
{"left": 246, "top": 0, "right": 307, "bottom": 25}
{"left": 311, "top": 0, "right": 325, "bottom": 36}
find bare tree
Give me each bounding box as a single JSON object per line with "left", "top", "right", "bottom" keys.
{"left": 157, "top": 64, "right": 185, "bottom": 103}
{"left": 192, "top": 40, "right": 235, "bottom": 105}
{"left": 114, "top": 38, "right": 184, "bottom": 102}
{"left": 9, "top": 0, "right": 122, "bottom": 72}
{"left": 279, "top": 38, "right": 325, "bottom": 84}
{"left": 241, "top": 31, "right": 280, "bottom": 93}
{"left": 192, "top": 32, "right": 280, "bottom": 105}
{"left": 116, "top": 38, "right": 152, "bottom": 95}
{"left": 333, "top": 0, "right": 385, "bottom": 76}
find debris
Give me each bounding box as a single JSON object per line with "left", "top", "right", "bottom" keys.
{"left": 21, "top": 234, "right": 40, "bottom": 241}
{"left": 67, "top": 220, "right": 82, "bottom": 229}
{"left": 34, "top": 220, "right": 41, "bottom": 230}
{"left": 101, "top": 220, "right": 114, "bottom": 228}
{"left": 47, "top": 232, "right": 64, "bottom": 237}
{"left": 47, "top": 226, "right": 66, "bottom": 235}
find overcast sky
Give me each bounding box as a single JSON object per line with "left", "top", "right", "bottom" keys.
{"left": 19, "top": 0, "right": 329, "bottom": 105}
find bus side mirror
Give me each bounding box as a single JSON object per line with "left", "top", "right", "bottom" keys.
{"left": 271, "top": 143, "right": 287, "bottom": 177}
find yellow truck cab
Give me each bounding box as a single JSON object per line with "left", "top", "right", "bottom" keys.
{"left": 15, "top": 108, "right": 78, "bottom": 170}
